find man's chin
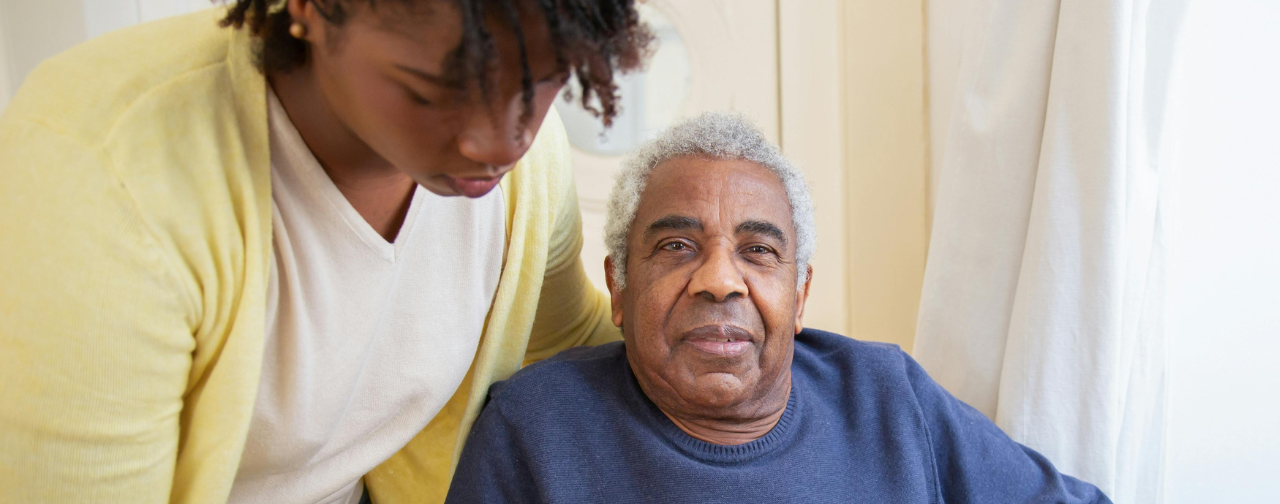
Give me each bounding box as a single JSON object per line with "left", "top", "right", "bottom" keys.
{"left": 682, "top": 372, "right": 756, "bottom": 407}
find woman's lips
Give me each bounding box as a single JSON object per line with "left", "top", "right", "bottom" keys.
{"left": 683, "top": 325, "right": 754, "bottom": 357}
{"left": 444, "top": 175, "right": 504, "bottom": 198}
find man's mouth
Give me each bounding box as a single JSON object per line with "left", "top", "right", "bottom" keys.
{"left": 683, "top": 325, "right": 754, "bottom": 357}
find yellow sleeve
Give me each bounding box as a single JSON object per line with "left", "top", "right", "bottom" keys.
{"left": 521, "top": 119, "right": 621, "bottom": 365}
{"left": 0, "top": 118, "right": 196, "bottom": 502}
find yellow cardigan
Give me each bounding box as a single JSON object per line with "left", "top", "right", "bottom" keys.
{"left": 0, "top": 9, "right": 617, "bottom": 504}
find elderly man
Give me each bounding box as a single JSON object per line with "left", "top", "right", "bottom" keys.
{"left": 444, "top": 113, "right": 1110, "bottom": 503}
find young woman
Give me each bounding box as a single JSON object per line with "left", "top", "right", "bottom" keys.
{"left": 0, "top": 1, "right": 650, "bottom": 503}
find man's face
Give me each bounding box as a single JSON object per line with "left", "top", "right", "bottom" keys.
{"left": 606, "top": 157, "right": 811, "bottom": 422}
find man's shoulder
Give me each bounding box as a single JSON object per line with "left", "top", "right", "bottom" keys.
{"left": 794, "top": 328, "right": 912, "bottom": 372}
{"left": 486, "top": 342, "right": 630, "bottom": 416}
{"left": 510, "top": 341, "right": 628, "bottom": 384}
{"left": 793, "top": 328, "right": 937, "bottom": 398}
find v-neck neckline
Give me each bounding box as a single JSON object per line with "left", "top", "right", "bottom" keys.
{"left": 268, "top": 89, "right": 423, "bottom": 263}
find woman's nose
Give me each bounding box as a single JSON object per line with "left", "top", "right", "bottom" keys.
{"left": 457, "top": 99, "right": 536, "bottom": 167}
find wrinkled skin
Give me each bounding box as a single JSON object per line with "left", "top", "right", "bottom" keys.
{"left": 272, "top": 0, "right": 567, "bottom": 239}
{"left": 606, "top": 157, "right": 812, "bottom": 445}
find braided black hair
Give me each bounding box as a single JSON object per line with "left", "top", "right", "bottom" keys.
{"left": 220, "top": 0, "right": 652, "bottom": 125}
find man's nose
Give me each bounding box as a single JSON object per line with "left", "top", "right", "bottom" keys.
{"left": 457, "top": 98, "right": 536, "bottom": 168}
{"left": 687, "top": 245, "right": 749, "bottom": 302}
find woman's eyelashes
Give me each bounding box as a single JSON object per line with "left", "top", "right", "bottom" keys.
{"left": 404, "top": 86, "right": 434, "bottom": 106}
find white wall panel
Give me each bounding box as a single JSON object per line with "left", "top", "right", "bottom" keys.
{"left": 83, "top": 0, "right": 139, "bottom": 38}
{"left": 0, "top": 0, "right": 87, "bottom": 97}
{"left": 0, "top": 0, "right": 209, "bottom": 107}
{"left": 1165, "top": 1, "right": 1280, "bottom": 502}
{"left": 138, "top": 0, "right": 208, "bottom": 23}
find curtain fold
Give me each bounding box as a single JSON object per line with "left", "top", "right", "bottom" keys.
{"left": 915, "top": 1, "right": 1188, "bottom": 502}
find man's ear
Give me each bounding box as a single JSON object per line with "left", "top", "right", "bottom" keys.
{"left": 604, "top": 256, "right": 624, "bottom": 328}
{"left": 794, "top": 264, "right": 813, "bottom": 334}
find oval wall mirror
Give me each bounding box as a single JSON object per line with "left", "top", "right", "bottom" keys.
{"left": 554, "top": 3, "right": 692, "bottom": 157}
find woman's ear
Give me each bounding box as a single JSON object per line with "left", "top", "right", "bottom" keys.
{"left": 285, "top": 0, "right": 326, "bottom": 46}
{"left": 286, "top": 0, "right": 310, "bottom": 28}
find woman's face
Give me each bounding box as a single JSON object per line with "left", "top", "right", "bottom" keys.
{"left": 294, "top": 0, "right": 567, "bottom": 197}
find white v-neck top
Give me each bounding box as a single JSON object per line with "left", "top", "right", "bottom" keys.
{"left": 229, "top": 92, "right": 506, "bottom": 504}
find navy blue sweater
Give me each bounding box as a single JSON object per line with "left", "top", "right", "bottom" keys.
{"left": 446, "top": 329, "right": 1110, "bottom": 504}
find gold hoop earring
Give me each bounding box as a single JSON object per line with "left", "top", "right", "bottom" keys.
{"left": 289, "top": 22, "right": 308, "bottom": 39}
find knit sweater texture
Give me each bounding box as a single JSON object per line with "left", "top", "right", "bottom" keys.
{"left": 446, "top": 329, "right": 1111, "bottom": 504}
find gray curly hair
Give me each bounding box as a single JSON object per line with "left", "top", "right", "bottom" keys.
{"left": 604, "top": 112, "right": 816, "bottom": 290}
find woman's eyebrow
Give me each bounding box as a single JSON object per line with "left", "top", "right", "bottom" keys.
{"left": 395, "top": 64, "right": 464, "bottom": 89}
{"left": 396, "top": 64, "right": 564, "bottom": 89}
{"left": 536, "top": 70, "right": 570, "bottom": 84}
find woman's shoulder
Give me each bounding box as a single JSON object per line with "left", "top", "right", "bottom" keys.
{"left": 502, "top": 107, "right": 573, "bottom": 205}
{"left": 4, "top": 8, "right": 255, "bottom": 146}
{"left": 0, "top": 8, "right": 273, "bottom": 309}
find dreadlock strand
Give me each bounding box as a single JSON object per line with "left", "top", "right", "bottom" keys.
{"left": 460, "top": 0, "right": 498, "bottom": 107}
{"left": 497, "top": 0, "right": 536, "bottom": 125}
{"left": 534, "top": 0, "right": 569, "bottom": 72}
{"left": 219, "top": 0, "right": 652, "bottom": 125}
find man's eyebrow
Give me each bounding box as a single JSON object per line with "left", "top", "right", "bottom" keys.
{"left": 644, "top": 215, "right": 703, "bottom": 240}
{"left": 736, "top": 220, "right": 788, "bottom": 246}
{"left": 395, "top": 64, "right": 464, "bottom": 89}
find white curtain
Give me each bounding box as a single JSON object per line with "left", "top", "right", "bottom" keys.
{"left": 915, "top": 1, "right": 1188, "bottom": 502}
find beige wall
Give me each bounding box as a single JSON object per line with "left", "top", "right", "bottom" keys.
{"left": 778, "top": 0, "right": 929, "bottom": 350}
{"left": 839, "top": 0, "right": 929, "bottom": 351}
{"left": 571, "top": 0, "right": 780, "bottom": 292}
{"left": 778, "top": 0, "right": 847, "bottom": 335}
{"left": 0, "top": 2, "right": 11, "bottom": 110}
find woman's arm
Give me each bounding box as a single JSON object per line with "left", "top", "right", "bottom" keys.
{"left": 522, "top": 172, "right": 621, "bottom": 365}
{"left": 0, "top": 118, "right": 197, "bottom": 502}
{"left": 520, "top": 112, "right": 621, "bottom": 365}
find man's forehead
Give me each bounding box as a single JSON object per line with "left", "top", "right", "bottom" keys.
{"left": 633, "top": 157, "right": 794, "bottom": 239}
{"left": 640, "top": 214, "right": 789, "bottom": 245}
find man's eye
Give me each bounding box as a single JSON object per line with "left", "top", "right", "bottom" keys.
{"left": 744, "top": 245, "right": 773, "bottom": 254}
{"left": 661, "top": 242, "right": 689, "bottom": 251}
